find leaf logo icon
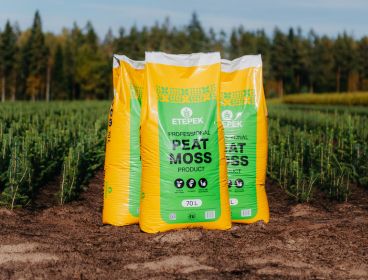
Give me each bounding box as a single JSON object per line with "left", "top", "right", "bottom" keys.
{"left": 180, "top": 107, "right": 193, "bottom": 118}
{"left": 221, "top": 110, "right": 233, "bottom": 121}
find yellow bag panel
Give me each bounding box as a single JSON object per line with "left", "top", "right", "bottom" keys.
{"left": 221, "top": 55, "right": 269, "bottom": 224}
{"left": 103, "top": 55, "right": 144, "bottom": 226}
{"left": 140, "top": 52, "right": 231, "bottom": 233}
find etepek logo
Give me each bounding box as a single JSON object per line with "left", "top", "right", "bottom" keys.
{"left": 172, "top": 107, "right": 204, "bottom": 125}
{"left": 221, "top": 110, "right": 243, "bottom": 128}
{"left": 180, "top": 107, "right": 193, "bottom": 118}
{"left": 221, "top": 110, "right": 233, "bottom": 121}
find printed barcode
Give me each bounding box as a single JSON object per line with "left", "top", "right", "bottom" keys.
{"left": 241, "top": 209, "right": 252, "bottom": 217}
{"left": 205, "top": 210, "right": 216, "bottom": 219}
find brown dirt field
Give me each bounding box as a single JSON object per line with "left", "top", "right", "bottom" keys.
{"left": 0, "top": 170, "right": 367, "bottom": 280}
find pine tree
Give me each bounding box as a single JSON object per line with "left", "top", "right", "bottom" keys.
{"left": 288, "top": 28, "right": 311, "bottom": 93}
{"left": 26, "top": 11, "right": 48, "bottom": 101}
{"left": 333, "top": 33, "right": 357, "bottom": 92}
{"left": 187, "top": 13, "right": 209, "bottom": 52}
{"left": 271, "top": 28, "right": 292, "bottom": 96}
{"left": 103, "top": 28, "right": 114, "bottom": 56}
{"left": 67, "top": 22, "right": 84, "bottom": 99}
{"left": 52, "top": 44, "right": 65, "bottom": 99}
{"left": 255, "top": 29, "right": 271, "bottom": 82}
{"left": 209, "top": 28, "right": 226, "bottom": 57}
{"left": 310, "top": 35, "right": 335, "bottom": 92}
{"left": 63, "top": 40, "right": 74, "bottom": 99}
{"left": 74, "top": 22, "right": 109, "bottom": 99}
{"left": 357, "top": 37, "right": 368, "bottom": 90}
{"left": 85, "top": 21, "right": 98, "bottom": 52}
{"left": 1, "top": 11, "right": 368, "bottom": 99}
{"left": 229, "top": 29, "right": 239, "bottom": 59}
{"left": 238, "top": 27, "right": 256, "bottom": 55}
{"left": 0, "top": 21, "right": 17, "bottom": 102}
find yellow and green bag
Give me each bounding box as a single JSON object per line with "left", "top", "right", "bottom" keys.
{"left": 102, "top": 55, "right": 144, "bottom": 226}
{"left": 140, "top": 52, "right": 231, "bottom": 233}
{"left": 221, "top": 55, "right": 269, "bottom": 223}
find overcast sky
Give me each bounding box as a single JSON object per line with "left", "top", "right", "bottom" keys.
{"left": 0, "top": 0, "right": 367, "bottom": 38}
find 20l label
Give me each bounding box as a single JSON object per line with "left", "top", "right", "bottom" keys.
{"left": 157, "top": 85, "right": 221, "bottom": 224}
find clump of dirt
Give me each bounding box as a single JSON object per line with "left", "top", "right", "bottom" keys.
{"left": 289, "top": 203, "right": 321, "bottom": 217}
{"left": 0, "top": 170, "right": 367, "bottom": 279}
{"left": 153, "top": 230, "right": 203, "bottom": 244}
{"left": 125, "top": 255, "right": 215, "bottom": 274}
{"left": 0, "top": 208, "right": 15, "bottom": 216}
{"left": 0, "top": 243, "right": 58, "bottom": 265}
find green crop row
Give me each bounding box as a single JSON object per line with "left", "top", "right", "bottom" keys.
{"left": 0, "top": 102, "right": 108, "bottom": 208}
{"left": 268, "top": 104, "right": 368, "bottom": 202}
{"left": 270, "top": 103, "right": 368, "bottom": 116}
{"left": 282, "top": 92, "right": 368, "bottom": 106}
{"left": 0, "top": 101, "right": 365, "bottom": 208}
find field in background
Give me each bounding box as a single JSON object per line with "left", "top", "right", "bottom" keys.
{"left": 281, "top": 92, "right": 368, "bottom": 105}
{"left": 0, "top": 101, "right": 367, "bottom": 208}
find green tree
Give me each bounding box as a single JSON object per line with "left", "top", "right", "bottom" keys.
{"left": 271, "top": 28, "right": 292, "bottom": 96}
{"left": 75, "top": 22, "right": 110, "bottom": 99}
{"left": 66, "top": 22, "right": 84, "bottom": 99}
{"left": 0, "top": 21, "right": 17, "bottom": 102}
{"left": 229, "top": 29, "right": 240, "bottom": 59}
{"left": 309, "top": 35, "right": 335, "bottom": 92}
{"left": 288, "top": 28, "right": 311, "bottom": 93}
{"left": 85, "top": 21, "right": 98, "bottom": 52}
{"left": 333, "top": 33, "right": 357, "bottom": 92}
{"left": 51, "top": 44, "right": 66, "bottom": 99}
{"left": 170, "top": 27, "right": 191, "bottom": 53}
{"left": 209, "top": 28, "right": 226, "bottom": 57}
{"left": 147, "top": 19, "right": 172, "bottom": 53}
{"left": 254, "top": 29, "right": 271, "bottom": 82}
{"left": 125, "top": 25, "right": 143, "bottom": 59}
{"left": 1, "top": 10, "right": 368, "bottom": 100}
{"left": 238, "top": 27, "right": 256, "bottom": 55}
{"left": 103, "top": 28, "right": 114, "bottom": 56}
{"left": 26, "top": 11, "right": 48, "bottom": 101}
{"left": 357, "top": 37, "right": 368, "bottom": 90}
{"left": 187, "top": 12, "right": 209, "bottom": 52}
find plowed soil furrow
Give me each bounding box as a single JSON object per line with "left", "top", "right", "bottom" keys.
{"left": 0, "top": 170, "right": 367, "bottom": 280}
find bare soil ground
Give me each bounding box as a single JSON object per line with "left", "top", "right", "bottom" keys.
{"left": 0, "top": 170, "right": 367, "bottom": 280}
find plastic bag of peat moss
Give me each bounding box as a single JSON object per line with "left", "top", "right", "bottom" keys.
{"left": 139, "top": 52, "right": 231, "bottom": 233}
{"left": 221, "top": 55, "right": 269, "bottom": 224}
{"left": 103, "top": 55, "right": 144, "bottom": 226}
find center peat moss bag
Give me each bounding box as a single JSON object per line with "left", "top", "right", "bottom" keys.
{"left": 221, "top": 55, "right": 269, "bottom": 224}
{"left": 140, "top": 52, "right": 231, "bottom": 233}
{"left": 103, "top": 55, "right": 144, "bottom": 226}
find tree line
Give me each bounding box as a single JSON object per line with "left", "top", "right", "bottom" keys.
{"left": 0, "top": 11, "right": 367, "bottom": 101}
